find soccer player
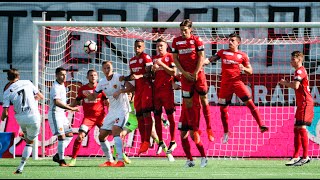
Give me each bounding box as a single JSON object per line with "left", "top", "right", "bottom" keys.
{"left": 1, "top": 69, "right": 44, "bottom": 174}
{"left": 279, "top": 51, "right": 314, "bottom": 166}
{"left": 89, "top": 60, "right": 134, "bottom": 167}
{"left": 172, "top": 19, "right": 213, "bottom": 144}
{"left": 48, "top": 67, "right": 79, "bottom": 166}
{"left": 122, "top": 39, "right": 154, "bottom": 154}
{"left": 67, "top": 69, "right": 107, "bottom": 167}
{"left": 152, "top": 38, "right": 178, "bottom": 154}
{"left": 178, "top": 90, "right": 208, "bottom": 168}
{"left": 208, "top": 33, "right": 268, "bottom": 143}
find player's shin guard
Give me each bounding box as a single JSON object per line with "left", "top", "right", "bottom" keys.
{"left": 137, "top": 116, "right": 145, "bottom": 143}
{"left": 144, "top": 116, "right": 153, "bottom": 143}
{"left": 293, "top": 128, "right": 301, "bottom": 158}
{"left": 202, "top": 104, "right": 212, "bottom": 130}
{"left": 246, "top": 100, "right": 263, "bottom": 127}
{"left": 100, "top": 140, "right": 113, "bottom": 162}
{"left": 181, "top": 135, "right": 193, "bottom": 161}
{"left": 195, "top": 141, "right": 206, "bottom": 157}
{"left": 58, "top": 140, "right": 65, "bottom": 160}
{"left": 167, "top": 114, "right": 176, "bottom": 141}
{"left": 299, "top": 128, "right": 309, "bottom": 159}
{"left": 154, "top": 114, "right": 163, "bottom": 141}
{"left": 114, "top": 136, "right": 123, "bottom": 161}
{"left": 220, "top": 106, "right": 229, "bottom": 133}
{"left": 71, "top": 138, "right": 82, "bottom": 159}
{"left": 17, "top": 144, "right": 33, "bottom": 171}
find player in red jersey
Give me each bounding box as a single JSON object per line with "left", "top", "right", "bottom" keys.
{"left": 122, "top": 39, "right": 154, "bottom": 154}
{"left": 178, "top": 90, "right": 208, "bottom": 168}
{"left": 152, "top": 38, "right": 177, "bottom": 154}
{"left": 172, "top": 19, "right": 213, "bottom": 144}
{"left": 208, "top": 32, "right": 269, "bottom": 143}
{"left": 67, "top": 69, "right": 107, "bottom": 166}
{"left": 280, "top": 51, "right": 314, "bottom": 166}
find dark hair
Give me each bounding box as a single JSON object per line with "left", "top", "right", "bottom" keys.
{"left": 156, "top": 38, "right": 167, "bottom": 43}
{"left": 87, "top": 69, "right": 97, "bottom": 76}
{"left": 55, "top": 67, "right": 66, "bottom": 75}
{"left": 291, "top": 51, "right": 304, "bottom": 57}
{"left": 135, "top": 39, "right": 144, "bottom": 43}
{"left": 7, "top": 68, "right": 20, "bottom": 81}
{"left": 180, "top": 19, "right": 192, "bottom": 28}
{"left": 228, "top": 33, "right": 241, "bottom": 42}
{"left": 102, "top": 60, "right": 112, "bottom": 66}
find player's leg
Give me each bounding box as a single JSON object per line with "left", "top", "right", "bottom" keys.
{"left": 153, "top": 93, "right": 164, "bottom": 153}
{"left": 98, "top": 116, "right": 115, "bottom": 166}
{"left": 163, "top": 90, "right": 177, "bottom": 153}
{"left": 218, "top": 83, "right": 233, "bottom": 143}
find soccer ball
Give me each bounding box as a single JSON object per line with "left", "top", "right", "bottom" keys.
{"left": 84, "top": 40, "right": 97, "bottom": 54}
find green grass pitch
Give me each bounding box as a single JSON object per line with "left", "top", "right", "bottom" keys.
{"left": 1, "top": 157, "right": 320, "bottom": 179}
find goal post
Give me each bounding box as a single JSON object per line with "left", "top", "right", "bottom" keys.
{"left": 32, "top": 20, "right": 320, "bottom": 159}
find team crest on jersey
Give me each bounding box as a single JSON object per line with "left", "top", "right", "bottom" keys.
{"left": 165, "top": 57, "right": 169, "bottom": 62}
{"left": 297, "top": 70, "right": 302, "bottom": 74}
{"left": 237, "top": 54, "right": 243, "bottom": 59}
{"left": 113, "top": 84, "right": 117, "bottom": 89}
{"left": 190, "top": 40, "right": 194, "bottom": 44}
{"left": 139, "top": 58, "right": 143, "bottom": 64}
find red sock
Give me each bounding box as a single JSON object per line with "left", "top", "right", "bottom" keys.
{"left": 71, "top": 138, "right": 82, "bottom": 159}
{"left": 137, "top": 116, "right": 145, "bottom": 143}
{"left": 167, "top": 114, "right": 175, "bottom": 141}
{"left": 144, "top": 116, "right": 153, "bottom": 143}
{"left": 299, "top": 128, "right": 309, "bottom": 159}
{"left": 154, "top": 114, "right": 163, "bottom": 141}
{"left": 202, "top": 104, "right": 212, "bottom": 130}
{"left": 195, "top": 141, "right": 206, "bottom": 157}
{"left": 246, "top": 100, "right": 263, "bottom": 127}
{"left": 293, "top": 128, "right": 301, "bottom": 158}
{"left": 220, "top": 106, "right": 229, "bottom": 133}
{"left": 181, "top": 135, "right": 193, "bottom": 161}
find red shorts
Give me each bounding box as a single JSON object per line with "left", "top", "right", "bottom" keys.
{"left": 295, "top": 105, "right": 314, "bottom": 126}
{"left": 134, "top": 83, "right": 154, "bottom": 116}
{"left": 178, "top": 92, "right": 201, "bottom": 131}
{"left": 80, "top": 113, "right": 105, "bottom": 133}
{"left": 153, "top": 87, "right": 175, "bottom": 112}
{"left": 181, "top": 70, "right": 208, "bottom": 98}
{"left": 218, "top": 80, "right": 251, "bottom": 105}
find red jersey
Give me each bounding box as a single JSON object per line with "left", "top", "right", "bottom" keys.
{"left": 76, "top": 84, "right": 106, "bottom": 118}
{"left": 152, "top": 53, "right": 175, "bottom": 89}
{"left": 216, "top": 49, "right": 250, "bottom": 82}
{"left": 172, "top": 35, "right": 204, "bottom": 73}
{"left": 129, "top": 52, "right": 153, "bottom": 90}
{"left": 294, "top": 66, "right": 313, "bottom": 106}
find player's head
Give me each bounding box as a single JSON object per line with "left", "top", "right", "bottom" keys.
{"left": 180, "top": 19, "right": 192, "bottom": 39}
{"left": 86, "top": 69, "right": 98, "bottom": 84}
{"left": 156, "top": 38, "right": 168, "bottom": 55}
{"left": 228, "top": 33, "right": 241, "bottom": 51}
{"left": 55, "top": 67, "right": 67, "bottom": 84}
{"left": 290, "top": 51, "right": 304, "bottom": 68}
{"left": 102, "top": 60, "right": 113, "bottom": 77}
{"left": 7, "top": 68, "right": 20, "bottom": 82}
{"left": 134, "top": 39, "right": 145, "bottom": 56}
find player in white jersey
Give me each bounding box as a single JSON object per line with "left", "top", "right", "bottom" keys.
{"left": 1, "top": 69, "right": 44, "bottom": 174}
{"left": 88, "top": 61, "right": 134, "bottom": 167}
{"left": 48, "top": 67, "right": 79, "bottom": 166}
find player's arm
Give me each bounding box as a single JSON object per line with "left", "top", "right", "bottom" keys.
{"left": 279, "top": 79, "right": 300, "bottom": 90}
{"left": 208, "top": 54, "right": 220, "bottom": 63}
{"left": 54, "top": 99, "right": 79, "bottom": 112}
{"left": 1, "top": 107, "right": 9, "bottom": 121}
{"left": 34, "top": 92, "right": 44, "bottom": 101}
{"left": 193, "top": 50, "right": 205, "bottom": 77}
{"left": 239, "top": 63, "right": 253, "bottom": 75}
{"left": 155, "top": 59, "right": 176, "bottom": 76}
{"left": 173, "top": 53, "right": 194, "bottom": 82}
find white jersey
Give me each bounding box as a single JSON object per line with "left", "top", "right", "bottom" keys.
{"left": 3, "top": 80, "right": 40, "bottom": 116}
{"left": 95, "top": 73, "right": 131, "bottom": 114}
{"left": 49, "top": 80, "right": 67, "bottom": 113}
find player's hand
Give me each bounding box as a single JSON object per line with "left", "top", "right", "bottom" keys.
{"left": 239, "top": 64, "right": 245, "bottom": 71}
{"left": 152, "top": 64, "right": 160, "bottom": 72}
{"left": 279, "top": 79, "right": 287, "bottom": 86}
{"left": 192, "top": 72, "right": 198, "bottom": 81}
{"left": 71, "top": 107, "right": 80, "bottom": 112}
{"left": 183, "top": 72, "right": 195, "bottom": 82}
{"left": 132, "top": 74, "right": 143, "bottom": 80}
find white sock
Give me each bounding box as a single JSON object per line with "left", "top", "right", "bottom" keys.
{"left": 17, "top": 144, "right": 32, "bottom": 171}
{"left": 63, "top": 136, "right": 73, "bottom": 149}
{"left": 100, "top": 140, "right": 114, "bottom": 162}
{"left": 114, "top": 136, "right": 123, "bottom": 161}
{"left": 58, "top": 140, "right": 64, "bottom": 160}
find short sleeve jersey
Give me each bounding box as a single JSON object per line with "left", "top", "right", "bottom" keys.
{"left": 172, "top": 34, "right": 204, "bottom": 73}
{"left": 76, "top": 84, "right": 106, "bottom": 118}
{"left": 95, "top": 73, "right": 131, "bottom": 114}
{"left": 3, "top": 80, "right": 40, "bottom": 116}
{"left": 216, "top": 49, "right": 250, "bottom": 82}
{"left": 49, "top": 80, "right": 67, "bottom": 113}
{"left": 152, "top": 53, "right": 175, "bottom": 89}
{"left": 129, "top": 52, "right": 153, "bottom": 90}
{"left": 294, "top": 66, "right": 314, "bottom": 106}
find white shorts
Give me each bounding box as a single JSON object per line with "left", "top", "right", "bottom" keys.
{"left": 48, "top": 111, "right": 72, "bottom": 136}
{"left": 15, "top": 113, "right": 41, "bottom": 140}
{"left": 101, "top": 111, "right": 129, "bottom": 131}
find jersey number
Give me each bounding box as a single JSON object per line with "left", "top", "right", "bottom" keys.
{"left": 17, "top": 89, "right": 28, "bottom": 111}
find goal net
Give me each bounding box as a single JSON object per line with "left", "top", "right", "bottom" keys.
{"left": 33, "top": 21, "right": 320, "bottom": 159}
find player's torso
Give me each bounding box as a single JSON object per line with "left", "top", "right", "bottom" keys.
{"left": 49, "top": 81, "right": 67, "bottom": 112}
{"left": 129, "top": 52, "right": 153, "bottom": 88}
{"left": 79, "top": 84, "right": 105, "bottom": 117}
{"left": 294, "top": 67, "right": 313, "bottom": 105}
{"left": 4, "top": 80, "right": 38, "bottom": 115}
{"left": 152, "top": 53, "right": 174, "bottom": 89}
{"left": 218, "top": 49, "right": 248, "bottom": 81}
